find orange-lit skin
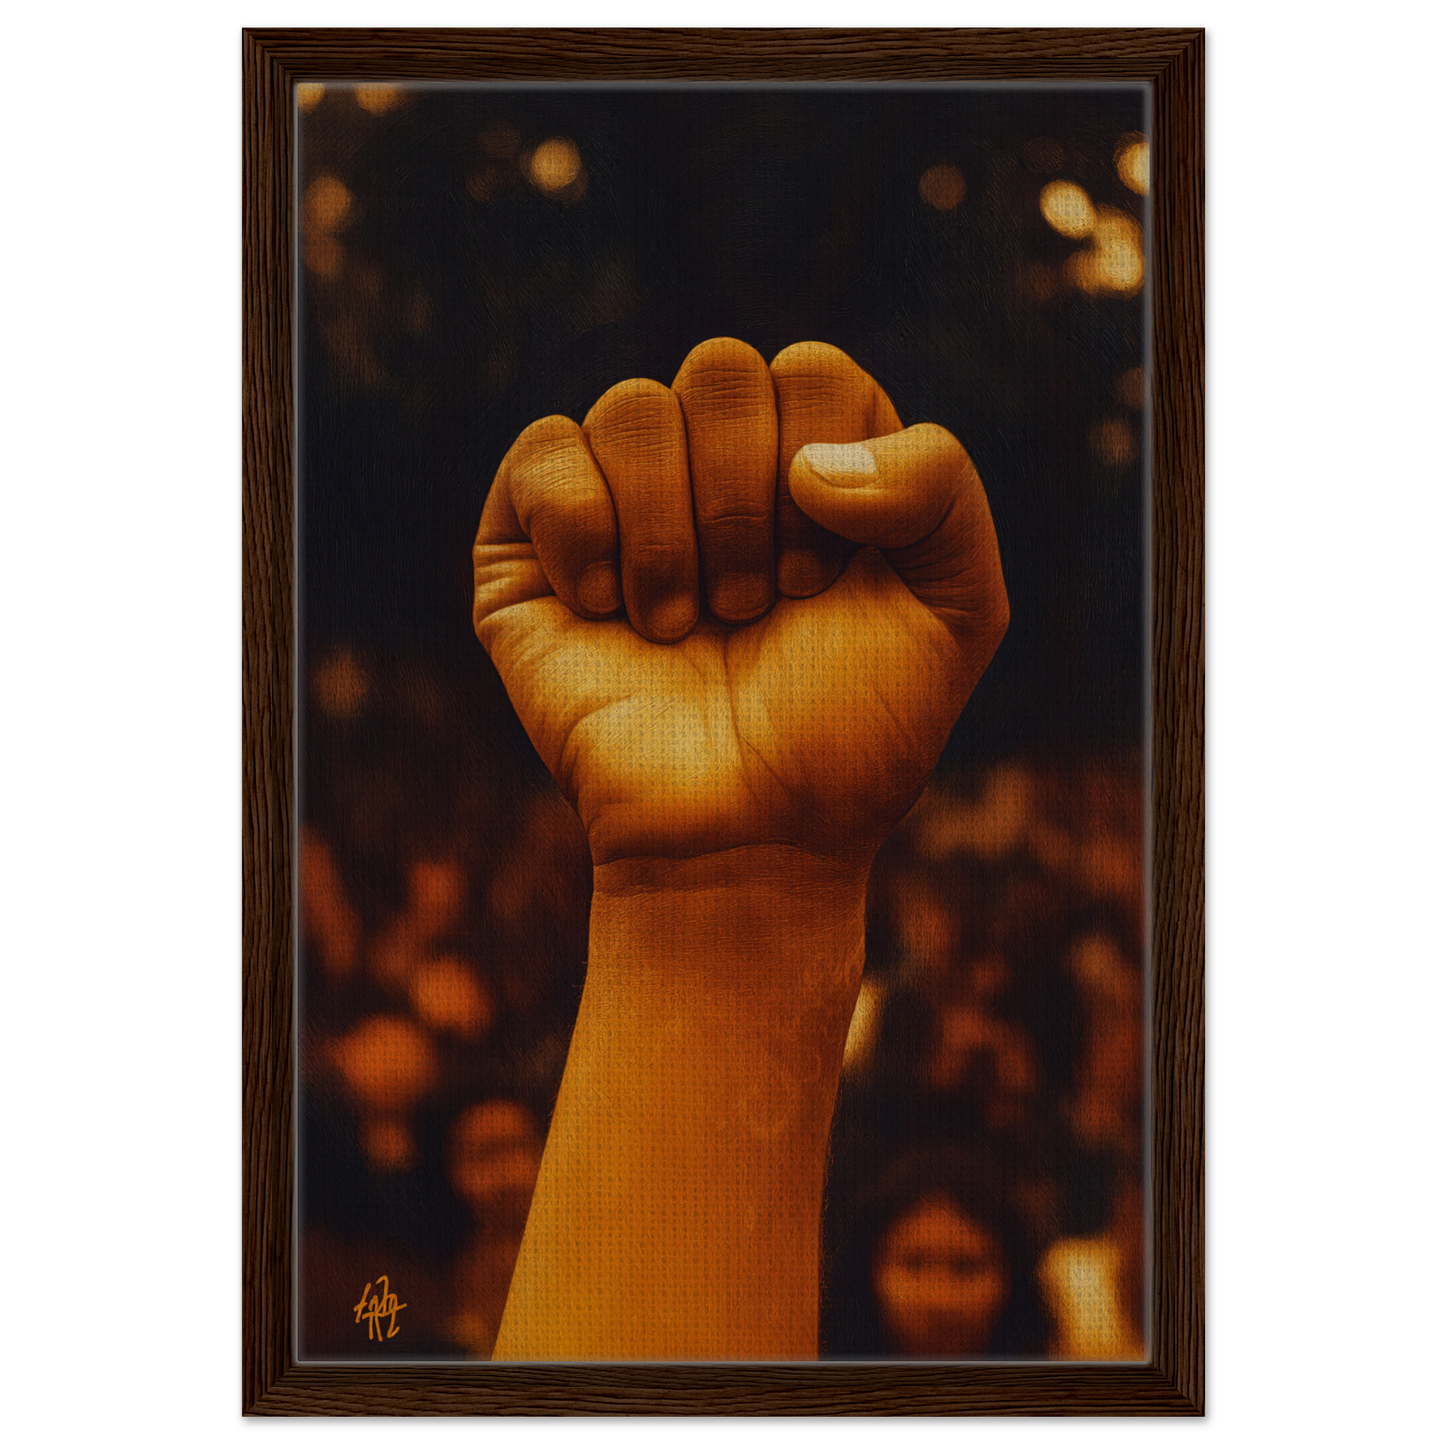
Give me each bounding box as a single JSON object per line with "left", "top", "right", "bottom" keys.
{"left": 472, "top": 339, "right": 1009, "bottom": 1360}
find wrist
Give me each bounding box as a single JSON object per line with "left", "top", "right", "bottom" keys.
{"left": 493, "top": 844, "right": 871, "bottom": 1359}
{"left": 588, "top": 842, "right": 871, "bottom": 1016}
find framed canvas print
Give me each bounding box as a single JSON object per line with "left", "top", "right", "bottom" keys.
{"left": 243, "top": 27, "right": 1202, "bottom": 1414}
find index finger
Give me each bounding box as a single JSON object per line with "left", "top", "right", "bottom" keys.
{"left": 474, "top": 415, "right": 622, "bottom": 631}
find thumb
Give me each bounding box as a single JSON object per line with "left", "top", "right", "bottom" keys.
{"left": 788, "top": 423, "right": 1010, "bottom": 645}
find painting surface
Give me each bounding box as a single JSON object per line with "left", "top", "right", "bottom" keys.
{"left": 296, "top": 82, "right": 1149, "bottom": 1362}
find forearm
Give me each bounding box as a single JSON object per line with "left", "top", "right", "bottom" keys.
{"left": 491, "top": 845, "right": 869, "bottom": 1361}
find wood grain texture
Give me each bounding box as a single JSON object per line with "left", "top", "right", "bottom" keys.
{"left": 242, "top": 26, "right": 1200, "bottom": 79}
{"left": 1147, "top": 25, "right": 1205, "bottom": 1414}
{"left": 242, "top": 26, "right": 1204, "bottom": 1415}
{"left": 242, "top": 27, "right": 295, "bottom": 1413}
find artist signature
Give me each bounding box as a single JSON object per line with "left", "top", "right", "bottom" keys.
{"left": 353, "top": 1275, "right": 408, "bottom": 1341}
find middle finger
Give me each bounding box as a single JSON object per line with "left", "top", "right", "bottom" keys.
{"left": 584, "top": 378, "right": 700, "bottom": 643}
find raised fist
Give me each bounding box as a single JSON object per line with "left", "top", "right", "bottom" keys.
{"left": 472, "top": 338, "right": 1008, "bottom": 872}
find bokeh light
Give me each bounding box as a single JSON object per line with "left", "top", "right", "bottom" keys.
{"left": 1089, "top": 419, "right": 1137, "bottom": 468}
{"left": 301, "top": 827, "right": 360, "bottom": 977}
{"left": 335, "top": 1015, "right": 438, "bottom": 1112}
{"left": 304, "top": 174, "right": 352, "bottom": 239}
{"left": 1068, "top": 210, "right": 1145, "bottom": 298}
{"left": 528, "top": 137, "right": 582, "bottom": 196}
{"left": 355, "top": 85, "right": 404, "bottom": 116}
{"left": 919, "top": 162, "right": 966, "bottom": 211}
{"left": 1069, "top": 933, "right": 1133, "bottom": 1000}
{"left": 410, "top": 956, "right": 495, "bottom": 1040}
{"left": 1038, "top": 1236, "right": 1143, "bottom": 1359}
{"left": 409, "top": 858, "right": 467, "bottom": 940}
{"left": 1039, "top": 180, "right": 1096, "bottom": 239}
{"left": 360, "top": 1115, "right": 418, "bottom": 1173}
{"left": 297, "top": 83, "right": 324, "bottom": 113}
{"left": 303, "top": 237, "right": 345, "bottom": 280}
{"left": 1113, "top": 365, "right": 1146, "bottom": 410}
{"left": 311, "top": 647, "right": 369, "bottom": 719}
{"left": 1115, "top": 133, "right": 1149, "bottom": 195}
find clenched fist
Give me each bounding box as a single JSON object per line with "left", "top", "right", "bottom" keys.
{"left": 476, "top": 338, "right": 1009, "bottom": 1358}
{"left": 472, "top": 338, "right": 1008, "bottom": 872}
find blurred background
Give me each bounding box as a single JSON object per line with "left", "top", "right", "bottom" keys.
{"left": 296, "top": 82, "right": 1148, "bottom": 1362}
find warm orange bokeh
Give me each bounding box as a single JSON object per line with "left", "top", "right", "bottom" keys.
{"left": 1115, "top": 133, "right": 1150, "bottom": 195}
{"left": 1038, "top": 1233, "right": 1145, "bottom": 1360}
{"left": 334, "top": 1015, "right": 437, "bottom": 1112}
{"left": 311, "top": 648, "right": 369, "bottom": 719}
{"left": 1040, "top": 180, "right": 1096, "bottom": 239}
{"left": 300, "top": 827, "right": 360, "bottom": 977}
{"left": 1090, "top": 418, "right": 1138, "bottom": 469}
{"left": 409, "top": 957, "right": 494, "bottom": 1040}
{"left": 408, "top": 859, "right": 467, "bottom": 940}
{"left": 527, "top": 138, "right": 585, "bottom": 202}
{"left": 1069, "top": 209, "right": 1145, "bottom": 298}
{"left": 355, "top": 85, "right": 404, "bottom": 116}
{"left": 919, "top": 162, "right": 967, "bottom": 211}
{"left": 304, "top": 174, "right": 352, "bottom": 238}
{"left": 1114, "top": 366, "right": 1146, "bottom": 410}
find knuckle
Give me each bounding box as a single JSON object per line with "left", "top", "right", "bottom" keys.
{"left": 502, "top": 417, "right": 582, "bottom": 484}
{"left": 675, "top": 339, "right": 772, "bottom": 408}
{"left": 773, "top": 371, "right": 869, "bottom": 422}
{"left": 695, "top": 503, "right": 771, "bottom": 530}
{"left": 679, "top": 368, "right": 772, "bottom": 410}
{"left": 509, "top": 446, "right": 607, "bottom": 535}
{"left": 769, "top": 340, "right": 854, "bottom": 377}
{"left": 584, "top": 378, "right": 679, "bottom": 449}
{"left": 678, "top": 335, "right": 765, "bottom": 372}
{"left": 912, "top": 421, "right": 960, "bottom": 451}
{"left": 523, "top": 483, "right": 613, "bottom": 544}
{"left": 515, "top": 413, "right": 581, "bottom": 453}
{"left": 770, "top": 344, "right": 885, "bottom": 435}
{"left": 951, "top": 571, "right": 1010, "bottom": 650}
{"left": 624, "top": 534, "right": 693, "bottom": 573}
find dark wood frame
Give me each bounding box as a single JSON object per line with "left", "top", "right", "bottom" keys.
{"left": 243, "top": 27, "right": 1203, "bottom": 1415}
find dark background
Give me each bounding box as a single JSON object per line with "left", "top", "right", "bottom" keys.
{"left": 295, "top": 84, "right": 1148, "bottom": 1362}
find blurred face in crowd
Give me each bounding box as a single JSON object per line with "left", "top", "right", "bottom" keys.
{"left": 872, "top": 1194, "right": 1009, "bottom": 1356}
{"left": 447, "top": 1100, "right": 543, "bottom": 1229}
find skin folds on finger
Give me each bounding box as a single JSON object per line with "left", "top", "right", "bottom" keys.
{"left": 470, "top": 338, "right": 1008, "bottom": 869}
{"left": 769, "top": 341, "right": 903, "bottom": 598}
{"left": 584, "top": 378, "right": 700, "bottom": 643}
{"left": 787, "top": 423, "right": 1010, "bottom": 656}
{"left": 475, "top": 414, "right": 622, "bottom": 621}
{"left": 672, "top": 337, "right": 779, "bottom": 623}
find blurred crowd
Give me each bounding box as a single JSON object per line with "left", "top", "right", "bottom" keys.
{"left": 299, "top": 647, "right": 1145, "bottom": 1361}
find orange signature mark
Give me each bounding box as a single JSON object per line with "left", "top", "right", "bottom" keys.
{"left": 353, "top": 1275, "right": 408, "bottom": 1341}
